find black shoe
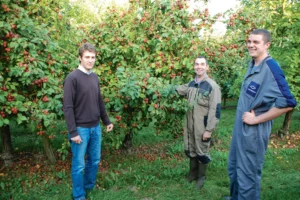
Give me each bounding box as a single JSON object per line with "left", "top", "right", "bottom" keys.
{"left": 195, "top": 163, "right": 208, "bottom": 189}
{"left": 196, "top": 176, "right": 206, "bottom": 189}
{"left": 186, "top": 157, "right": 198, "bottom": 182}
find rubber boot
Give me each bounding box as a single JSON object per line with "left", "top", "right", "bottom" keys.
{"left": 196, "top": 163, "right": 208, "bottom": 189}
{"left": 186, "top": 157, "right": 198, "bottom": 182}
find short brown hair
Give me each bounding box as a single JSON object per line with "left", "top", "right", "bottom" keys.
{"left": 78, "top": 43, "right": 96, "bottom": 57}
{"left": 196, "top": 56, "right": 208, "bottom": 66}
{"left": 251, "top": 29, "right": 271, "bottom": 43}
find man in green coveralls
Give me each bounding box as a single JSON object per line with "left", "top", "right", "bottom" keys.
{"left": 176, "top": 56, "right": 221, "bottom": 189}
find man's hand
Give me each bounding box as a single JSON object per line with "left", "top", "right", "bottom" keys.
{"left": 203, "top": 131, "right": 212, "bottom": 141}
{"left": 242, "top": 110, "right": 258, "bottom": 125}
{"left": 106, "top": 124, "right": 114, "bottom": 132}
{"left": 71, "top": 135, "right": 82, "bottom": 144}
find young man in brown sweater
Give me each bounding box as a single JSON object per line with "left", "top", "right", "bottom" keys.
{"left": 63, "top": 43, "right": 113, "bottom": 200}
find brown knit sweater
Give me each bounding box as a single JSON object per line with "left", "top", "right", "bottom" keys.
{"left": 63, "top": 69, "right": 111, "bottom": 138}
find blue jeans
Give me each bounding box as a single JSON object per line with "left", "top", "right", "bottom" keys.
{"left": 68, "top": 124, "right": 102, "bottom": 200}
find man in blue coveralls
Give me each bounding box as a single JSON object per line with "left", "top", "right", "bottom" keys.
{"left": 224, "top": 29, "right": 297, "bottom": 200}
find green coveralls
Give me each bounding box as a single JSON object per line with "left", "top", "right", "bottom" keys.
{"left": 177, "top": 76, "right": 221, "bottom": 164}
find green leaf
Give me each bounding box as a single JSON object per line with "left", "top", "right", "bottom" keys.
{"left": 0, "top": 182, "right": 4, "bottom": 190}
{"left": 43, "top": 119, "right": 50, "bottom": 127}
{"left": 148, "top": 106, "right": 154, "bottom": 112}
{"left": 17, "top": 114, "right": 27, "bottom": 124}
{"left": 4, "top": 119, "right": 9, "bottom": 125}
{"left": 0, "top": 95, "right": 5, "bottom": 103}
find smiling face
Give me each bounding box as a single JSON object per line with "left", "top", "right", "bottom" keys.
{"left": 247, "top": 34, "right": 270, "bottom": 63}
{"left": 194, "top": 57, "right": 209, "bottom": 78}
{"left": 79, "top": 50, "right": 96, "bottom": 71}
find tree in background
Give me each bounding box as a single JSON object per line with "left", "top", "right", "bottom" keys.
{"left": 0, "top": 0, "right": 78, "bottom": 164}
{"left": 1, "top": 0, "right": 298, "bottom": 159}
{"left": 85, "top": 0, "right": 248, "bottom": 149}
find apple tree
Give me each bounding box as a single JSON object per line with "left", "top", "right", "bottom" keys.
{"left": 0, "top": 0, "right": 76, "bottom": 164}
{"left": 86, "top": 0, "right": 232, "bottom": 149}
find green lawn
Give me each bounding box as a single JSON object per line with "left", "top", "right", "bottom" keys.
{"left": 0, "top": 108, "right": 299, "bottom": 200}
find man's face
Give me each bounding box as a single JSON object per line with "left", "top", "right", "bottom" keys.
{"left": 79, "top": 50, "right": 96, "bottom": 71}
{"left": 194, "top": 58, "right": 208, "bottom": 76}
{"left": 247, "top": 34, "right": 270, "bottom": 59}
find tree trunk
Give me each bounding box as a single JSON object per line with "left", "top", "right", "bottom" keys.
{"left": 121, "top": 107, "right": 134, "bottom": 152}
{"left": 223, "top": 97, "right": 227, "bottom": 107}
{"left": 277, "top": 110, "right": 293, "bottom": 138}
{"left": 42, "top": 133, "right": 56, "bottom": 164}
{"left": 0, "top": 125, "right": 14, "bottom": 166}
{"left": 121, "top": 132, "right": 133, "bottom": 150}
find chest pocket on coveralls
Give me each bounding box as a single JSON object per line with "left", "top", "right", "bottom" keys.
{"left": 243, "top": 80, "right": 260, "bottom": 99}
{"left": 197, "top": 90, "right": 210, "bottom": 107}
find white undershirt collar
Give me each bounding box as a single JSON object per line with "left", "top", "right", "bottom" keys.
{"left": 78, "top": 65, "right": 92, "bottom": 75}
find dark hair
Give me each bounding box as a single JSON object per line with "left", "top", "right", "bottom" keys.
{"left": 251, "top": 29, "right": 271, "bottom": 43}
{"left": 78, "top": 43, "right": 96, "bottom": 57}
{"left": 196, "top": 56, "right": 208, "bottom": 66}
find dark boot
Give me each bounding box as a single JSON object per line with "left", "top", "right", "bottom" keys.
{"left": 196, "top": 163, "right": 208, "bottom": 189}
{"left": 186, "top": 157, "right": 198, "bottom": 182}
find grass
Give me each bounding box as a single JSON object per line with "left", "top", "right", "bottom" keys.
{"left": 0, "top": 105, "right": 300, "bottom": 200}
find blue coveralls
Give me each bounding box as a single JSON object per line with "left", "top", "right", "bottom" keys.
{"left": 227, "top": 56, "right": 297, "bottom": 200}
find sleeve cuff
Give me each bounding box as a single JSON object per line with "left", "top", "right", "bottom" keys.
{"left": 69, "top": 130, "right": 78, "bottom": 138}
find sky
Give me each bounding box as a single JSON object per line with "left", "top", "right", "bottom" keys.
{"left": 111, "top": 0, "right": 241, "bottom": 35}
{"left": 189, "top": 0, "right": 241, "bottom": 35}
{"left": 203, "top": 0, "right": 240, "bottom": 15}
{"left": 74, "top": 0, "right": 241, "bottom": 35}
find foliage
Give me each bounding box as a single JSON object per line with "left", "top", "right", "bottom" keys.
{"left": 67, "top": 0, "right": 114, "bottom": 28}
{"left": 101, "top": 67, "right": 187, "bottom": 149}
{"left": 1, "top": 0, "right": 299, "bottom": 156}
{"left": 0, "top": 0, "right": 77, "bottom": 142}
{"left": 87, "top": 0, "right": 248, "bottom": 147}
{"left": 26, "top": 0, "right": 86, "bottom": 57}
